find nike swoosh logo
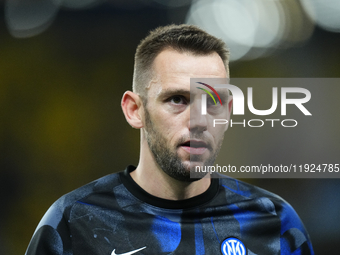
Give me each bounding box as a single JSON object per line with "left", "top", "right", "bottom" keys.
{"left": 111, "top": 246, "right": 146, "bottom": 255}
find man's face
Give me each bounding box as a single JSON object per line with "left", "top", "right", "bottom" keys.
{"left": 143, "top": 49, "right": 231, "bottom": 182}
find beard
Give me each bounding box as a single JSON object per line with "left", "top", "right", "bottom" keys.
{"left": 144, "top": 106, "right": 224, "bottom": 182}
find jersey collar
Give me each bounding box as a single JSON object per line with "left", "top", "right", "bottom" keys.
{"left": 119, "top": 165, "right": 219, "bottom": 209}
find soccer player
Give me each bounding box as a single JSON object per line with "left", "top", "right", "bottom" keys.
{"left": 25, "top": 24, "right": 314, "bottom": 255}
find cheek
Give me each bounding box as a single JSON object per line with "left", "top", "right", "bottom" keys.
{"left": 151, "top": 107, "right": 188, "bottom": 143}
{"left": 161, "top": 121, "right": 185, "bottom": 146}
{"left": 208, "top": 108, "right": 230, "bottom": 136}
{"left": 207, "top": 118, "right": 227, "bottom": 141}
{"left": 152, "top": 114, "right": 174, "bottom": 137}
{"left": 212, "top": 127, "right": 226, "bottom": 141}
{"left": 154, "top": 113, "right": 173, "bottom": 130}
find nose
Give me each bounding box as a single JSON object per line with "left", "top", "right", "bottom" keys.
{"left": 189, "top": 98, "right": 208, "bottom": 132}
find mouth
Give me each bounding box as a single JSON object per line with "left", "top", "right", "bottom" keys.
{"left": 180, "top": 140, "right": 209, "bottom": 155}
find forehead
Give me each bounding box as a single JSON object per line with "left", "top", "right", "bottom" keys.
{"left": 148, "top": 49, "right": 228, "bottom": 96}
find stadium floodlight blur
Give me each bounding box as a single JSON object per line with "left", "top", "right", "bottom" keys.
{"left": 4, "top": 0, "right": 103, "bottom": 38}
{"left": 300, "top": 0, "right": 340, "bottom": 33}
{"left": 3, "top": 0, "right": 340, "bottom": 61}
{"left": 5, "top": 0, "right": 62, "bottom": 38}
{"left": 185, "top": 0, "right": 314, "bottom": 61}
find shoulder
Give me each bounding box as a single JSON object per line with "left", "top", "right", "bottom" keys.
{"left": 217, "top": 176, "right": 301, "bottom": 222}
{"left": 35, "top": 172, "right": 122, "bottom": 232}
{"left": 25, "top": 171, "right": 126, "bottom": 255}
{"left": 218, "top": 175, "right": 283, "bottom": 202}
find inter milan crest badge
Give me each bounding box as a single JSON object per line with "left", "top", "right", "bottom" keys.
{"left": 221, "top": 237, "right": 247, "bottom": 255}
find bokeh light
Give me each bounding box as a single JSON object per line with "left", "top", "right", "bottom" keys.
{"left": 5, "top": 0, "right": 61, "bottom": 38}
{"left": 301, "top": 0, "right": 340, "bottom": 33}
{"left": 186, "top": 0, "right": 315, "bottom": 61}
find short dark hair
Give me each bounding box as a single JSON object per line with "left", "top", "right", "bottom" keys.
{"left": 133, "top": 24, "right": 229, "bottom": 98}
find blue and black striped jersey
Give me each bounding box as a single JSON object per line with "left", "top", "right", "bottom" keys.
{"left": 25, "top": 165, "right": 314, "bottom": 255}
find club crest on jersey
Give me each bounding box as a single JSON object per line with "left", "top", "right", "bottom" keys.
{"left": 221, "top": 237, "right": 247, "bottom": 255}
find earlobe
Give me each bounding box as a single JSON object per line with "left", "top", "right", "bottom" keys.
{"left": 121, "top": 91, "right": 144, "bottom": 129}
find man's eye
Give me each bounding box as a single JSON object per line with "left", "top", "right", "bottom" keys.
{"left": 207, "top": 96, "right": 218, "bottom": 106}
{"left": 170, "top": 96, "right": 185, "bottom": 104}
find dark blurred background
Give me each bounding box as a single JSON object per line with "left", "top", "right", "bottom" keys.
{"left": 0, "top": 0, "right": 339, "bottom": 254}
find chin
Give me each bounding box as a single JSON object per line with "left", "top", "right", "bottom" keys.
{"left": 186, "top": 161, "right": 210, "bottom": 181}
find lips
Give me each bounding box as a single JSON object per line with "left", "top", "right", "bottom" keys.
{"left": 180, "top": 139, "right": 209, "bottom": 155}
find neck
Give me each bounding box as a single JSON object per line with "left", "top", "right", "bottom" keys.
{"left": 130, "top": 139, "right": 211, "bottom": 201}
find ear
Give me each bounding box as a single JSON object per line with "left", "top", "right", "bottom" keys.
{"left": 121, "top": 91, "right": 144, "bottom": 129}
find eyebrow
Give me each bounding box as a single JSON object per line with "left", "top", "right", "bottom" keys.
{"left": 215, "top": 90, "right": 229, "bottom": 99}
{"left": 157, "top": 88, "right": 190, "bottom": 99}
